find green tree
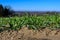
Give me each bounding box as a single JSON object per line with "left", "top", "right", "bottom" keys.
{"left": 0, "top": 4, "right": 4, "bottom": 17}
{"left": 0, "top": 4, "right": 14, "bottom": 17}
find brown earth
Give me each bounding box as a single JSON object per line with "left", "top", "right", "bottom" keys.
{"left": 0, "top": 27, "right": 60, "bottom": 40}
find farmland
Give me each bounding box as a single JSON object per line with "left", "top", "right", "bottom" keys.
{"left": 0, "top": 2, "right": 60, "bottom": 40}
{"left": 0, "top": 13, "right": 60, "bottom": 31}
{"left": 0, "top": 13, "right": 60, "bottom": 40}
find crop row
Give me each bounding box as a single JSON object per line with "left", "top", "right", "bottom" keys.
{"left": 0, "top": 14, "right": 60, "bottom": 31}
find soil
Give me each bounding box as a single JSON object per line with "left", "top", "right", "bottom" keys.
{"left": 0, "top": 27, "right": 60, "bottom": 40}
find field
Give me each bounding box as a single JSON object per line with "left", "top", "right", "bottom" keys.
{"left": 0, "top": 14, "right": 60, "bottom": 30}
{"left": 0, "top": 14, "right": 60, "bottom": 40}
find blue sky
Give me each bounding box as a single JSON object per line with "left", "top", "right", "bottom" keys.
{"left": 0, "top": 0, "right": 60, "bottom": 11}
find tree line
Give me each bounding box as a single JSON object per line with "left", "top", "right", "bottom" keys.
{"left": 0, "top": 4, "right": 15, "bottom": 17}
{"left": 0, "top": 4, "right": 58, "bottom": 17}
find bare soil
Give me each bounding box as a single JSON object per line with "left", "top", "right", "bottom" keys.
{"left": 0, "top": 27, "right": 60, "bottom": 40}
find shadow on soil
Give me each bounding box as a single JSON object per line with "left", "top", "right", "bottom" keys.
{"left": 28, "top": 37, "right": 51, "bottom": 40}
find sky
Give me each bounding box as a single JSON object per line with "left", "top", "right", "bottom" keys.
{"left": 0, "top": 0, "right": 60, "bottom": 11}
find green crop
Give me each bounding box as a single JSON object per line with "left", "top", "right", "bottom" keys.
{"left": 0, "top": 14, "right": 60, "bottom": 30}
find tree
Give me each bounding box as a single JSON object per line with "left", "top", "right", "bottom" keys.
{"left": 3, "top": 6, "right": 12, "bottom": 17}
{"left": 0, "top": 4, "right": 4, "bottom": 17}
{"left": 0, "top": 4, "right": 15, "bottom": 17}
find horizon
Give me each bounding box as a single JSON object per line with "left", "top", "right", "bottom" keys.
{"left": 0, "top": 0, "right": 60, "bottom": 11}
